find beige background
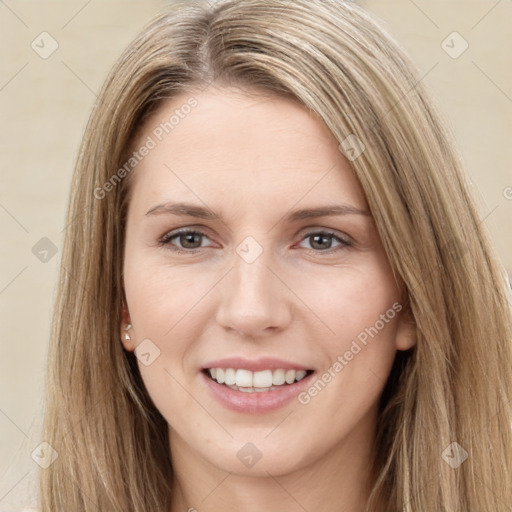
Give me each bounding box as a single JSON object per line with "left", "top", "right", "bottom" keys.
{"left": 0, "top": 0, "right": 511, "bottom": 509}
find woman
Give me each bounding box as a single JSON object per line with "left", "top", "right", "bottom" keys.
{"left": 40, "top": 0, "right": 512, "bottom": 510}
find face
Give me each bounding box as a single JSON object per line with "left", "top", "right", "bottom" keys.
{"left": 122, "top": 86, "right": 414, "bottom": 478}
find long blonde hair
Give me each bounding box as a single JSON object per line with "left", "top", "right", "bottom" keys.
{"left": 40, "top": 0, "right": 512, "bottom": 510}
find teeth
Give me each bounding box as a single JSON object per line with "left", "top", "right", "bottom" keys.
{"left": 207, "top": 367, "right": 310, "bottom": 388}
{"left": 285, "top": 369, "right": 296, "bottom": 384}
{"left": 224, "top": 368, "right": 236, "bottom": 385}
{"left": 253, "top": 370, "right": 273, "bottom": 388}
{"left": 235, "top": 369, "right": 253, "bottom": 387}
{"left": 216, "top": 368, "right": 225, "bottom": 384}
{"left": 295, "top": 370, "right": 307, "bottom": 381}
{"left": 272, "top": 369, "right": 285, "bottom": 385}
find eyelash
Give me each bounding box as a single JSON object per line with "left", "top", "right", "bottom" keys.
{"left": 157, "top": 228, "right": 353, "bottom": 255}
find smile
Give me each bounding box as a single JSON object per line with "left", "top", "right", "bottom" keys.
{"left": 205, "top": 368, "right": 311, "bottom": 392}
{"left": 200, "top": 359, "right": 316, "bottom": 413}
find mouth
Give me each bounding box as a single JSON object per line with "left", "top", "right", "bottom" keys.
{"left": 200, "top": 356, "right": 316, "bottom": 413}
{"left": 202, "top": 367, "right": 314, "bottom": 393}
{"left": 200, "top": 361, "right": 316, "bottom": 413}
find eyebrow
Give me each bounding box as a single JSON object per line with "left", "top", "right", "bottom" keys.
{"left": 145, "top": 201, "right": 371, "bottom": 222}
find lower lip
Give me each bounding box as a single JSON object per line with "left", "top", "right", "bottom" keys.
{"left": 201, "top": 371, "right": 314, "bottom": 414}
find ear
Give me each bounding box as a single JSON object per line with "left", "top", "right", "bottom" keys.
{"left": 120, "top": 304, "right": 135, "bottom": 352}
{"left": 394, "top": 305, "right": 417, "bottom": 351}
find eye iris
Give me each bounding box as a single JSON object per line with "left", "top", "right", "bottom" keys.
{"left": 180, "top": 232, "right": 202, "bottom": 249}
{"left": 310, "top": 234, "right": 332, "bottom": 250}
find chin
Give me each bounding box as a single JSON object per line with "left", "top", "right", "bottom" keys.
{"left": 196, "top": 433, "right": 317, "bottom": 477}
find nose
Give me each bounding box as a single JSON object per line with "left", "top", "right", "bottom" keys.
{"left": 215, "top": 246, "right": 292, "bottom": 340}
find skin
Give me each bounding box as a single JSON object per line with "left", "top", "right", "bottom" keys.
{"left": 121, "top": 85, "right": 415, "bottom": 512}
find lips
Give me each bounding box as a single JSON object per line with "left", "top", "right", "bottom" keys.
{"left": 201, "top": 357, "right": 315, "bottom": 413}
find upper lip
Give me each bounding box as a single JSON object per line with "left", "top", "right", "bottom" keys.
{"left": 202, "top": 357, "right": 312, "bottom": 372}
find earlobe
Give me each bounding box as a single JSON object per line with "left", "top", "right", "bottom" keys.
{"left": 120, "top": 304, "right": 135, "bottom": 352}
{"left": 395, "top": 307, "right": 417, "bottom": 351}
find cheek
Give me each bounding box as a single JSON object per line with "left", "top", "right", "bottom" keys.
{"left": 295, "top": 264, "right": 401, "bottom": 429}
{"left": 123, "top": 256, "right": 204, "bottom": 419}
{"left": 293, "top": 257, "right": 401, "bottom": 408}
{"left": 296, "top": 256, "right": 400, "bottom": 352}
{"left": 122, "top": 250, "right": 219, "bottom": 410}
{"left": 123, "top": 248, "right": 215, "bottom": 339}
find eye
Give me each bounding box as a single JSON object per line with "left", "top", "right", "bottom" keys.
{"left": 158, "top": 228, "right": 353, "bottom": 254}
{"left": 297, "top": 230, "right": 352, "bottom": 253}
{"left": 158, "top": 228, "right": 212, "bottom": 252}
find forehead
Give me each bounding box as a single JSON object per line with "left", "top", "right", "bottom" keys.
{"left": 127, "top": 86, "right": 367, "bottom": 215}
